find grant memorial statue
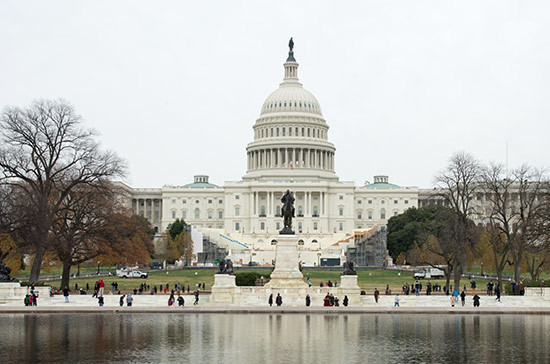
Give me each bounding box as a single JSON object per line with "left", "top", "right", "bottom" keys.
{"left": 279, "top": 189, "right": 295, "bottom": 235}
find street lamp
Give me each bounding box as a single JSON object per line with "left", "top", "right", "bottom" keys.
{"left": 97, "top": 261, "right": 100, "bottom": 275}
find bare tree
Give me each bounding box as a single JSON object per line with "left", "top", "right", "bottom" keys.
{"left": 434, "top": 152, "right": 482, "bottom": 289}
{"left": 0, "top": 99, "right": 126, "bottom": 282}
{"left": 51, "top": 183, "right": 115, "bottom": 289}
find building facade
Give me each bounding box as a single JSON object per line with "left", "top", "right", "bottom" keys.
{"left": 122, "top": 46, "right": 419, "bottom": 266}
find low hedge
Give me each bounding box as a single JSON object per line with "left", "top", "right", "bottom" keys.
{"left": 504, "top": 280, "right": 544, "bottom": 295}
{"left": 235, "top": 272, "right": 265, "bottom": 286}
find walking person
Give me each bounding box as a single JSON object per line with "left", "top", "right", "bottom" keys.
{"left": 126, "top": 293, "right": 133, "bottom": 306}
{"left": 275, "top": 293, "right": 282, "bottom": 306}
{"left": 119, "top": 295, "right": 125, "bottom": 307}
{"left": 495, "top": 283, "right": 501, "bottom": 302}
{"left": 268, "top": 293, "right": 273, "bottom": 306}
{"left": 450, "top": 295, "right": 455, "bottom": 307}
{"left": 394, "top": 295, "right": 400, "bottom": 307}
{"left": 63, "top": 286, "right": 69, "bottom": 303}
{"left": 470, "top": 279, "right": 476, "bottom": 295}
{"left": 194, "top": 289, "right": 199, "bottom": 305}
{"left": 374, "top": 288, "right": 380, "bottom": 303}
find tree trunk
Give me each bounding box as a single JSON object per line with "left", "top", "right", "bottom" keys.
{"left": 29, "top": 245, "right": 46, "bottom": 283}
{"left": 513, "top": 250, "right": 523, "bottom": 282}
{"left": 61, "top": 260, "right": 72, "bottom": 290}
{"left": 453, "top": 261, "right": 462, "bottom": 291}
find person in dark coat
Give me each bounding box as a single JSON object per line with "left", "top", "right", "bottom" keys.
{"left": 275, "top": 293, "right": 282, "bottom": 306}
{"left": 473, "top": 294, "right": 481, "bottom": 307}
{"left": 63, "top": 286, "right": 70, "bottom": 303}
{"left": 268, "top": 293, "right": 273, "bottom": 306}
{"left": 194, "top": 289, "right": 199, "bottom": 305}
{"left": 178, "top": 295, "right": 185, "bottom": 306}
{"left": 305, "top": 294, "right": 311, "bottom": 307}
{"left": 343, "top": 295, "right": 349, "bottom": 307}
{"left": 119, "top": 295, "right": 125, "bottom": 307}
{"left": 460, "top": 290, "right": 466, "bottom": 306}
{"left": 374, "top": 288, "right": 380, "bottom": 303}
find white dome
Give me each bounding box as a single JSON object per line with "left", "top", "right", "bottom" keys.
{"left": 261, "top": 84, "right": 322, "bottom": 116}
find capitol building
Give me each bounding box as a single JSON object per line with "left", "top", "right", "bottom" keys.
{"left": 120, "top": 43, "right": 419, "bottom": 266}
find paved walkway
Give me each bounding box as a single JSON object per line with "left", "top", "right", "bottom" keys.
{"left": 1, "top": 292, "right": 549, "bottom": 314}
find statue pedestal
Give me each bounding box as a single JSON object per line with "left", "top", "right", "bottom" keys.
{"left": 0, "top": 282, "right": 29, "bottom": 301}
{"left": 210, "top": 274, "right": 237, "bottom": 304}
{"left": 265, "top": 235, "right": 307, "bottom": 288}
{"left": 337, "top": 275, "right": 361, "bottom": 306}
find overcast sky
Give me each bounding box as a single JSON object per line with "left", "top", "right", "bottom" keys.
{"left": 1, "top": 1, "right": 549, "bottom": 189}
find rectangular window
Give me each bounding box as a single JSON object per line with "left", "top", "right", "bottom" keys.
{"left": 339, "top": 222, "right": 343, "bottom": 231}
{"left": 394, "top": 200, "right": 398, "bottom": 204}
{"left": 368, "top": 200, "right": 372, "bottom": 204}
{"left": 313, "top": 222, "right": 318, "bottom": 230}
{"left": 172, "top": 199, "right": 176, "bottom": 204}
{"left": 313, "top": 195, "right": 318, "bottom": 200}
{"left": 208, "top": 199, "right": 212, "bottom": 204}
{"left": 404, "top": 200, "right": 409, "bottom": 204}
{"left": 219, "top": 199, "right": 223, "bottom": 204}
{"left": 368, "top": 211, "right": 372, "bottom": 219}
{"left": 394, "top": 211, "right": 398, "bottom": 216}
{"left": 171, "top": 211, "right": 176, "bottom": 219}
{"left": 276, "top": 222, "right": 280, "bottom": 230}
{"left": 339, "top": 195, "right": 343, "bottom": 200}
{"left": 218, "top": 210, "right": 223, "bottom": 219}
{"left": 260, "top": 222, "right": 265, "bottom": 230}
{"left": 208, "top": 211, "right": 212, "bottom": 219}
{"left": 235, "top": 222, "right": 240, "bottom": 231}
{"left": 235, "top": 195, "right": 240, "bottom": 200}
{"left": 183, "top": 211, "right": 187, "bottom": 219}
{"left": 182, "top": 199, "right": 186, "bottom": 204}
{"left": 358, "top": 200, "right": 362, "bottom": 204}
{"left": 357, "top": 212, "right": 362, "bottom": 219}
{"left": 298, "top": 222, "right": 302, "bottom": 232}
{"left": 298, "top": 195, "right": 303, "bottom": 200}
{"left": 235, "top": 207, "right": 240, "bottom": 216}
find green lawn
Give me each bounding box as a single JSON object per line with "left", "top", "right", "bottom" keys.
{"left": 40, "top": 268, "right": 458, "bottom": 294}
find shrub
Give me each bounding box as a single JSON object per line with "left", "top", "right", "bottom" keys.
{"left": 235, "top": 272, "right": 264, "bottom": 286}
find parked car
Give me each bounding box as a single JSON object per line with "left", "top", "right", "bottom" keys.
{"left": 116, "top": 269, "right": 148, "bottom": 278}
{"left": 413, "top": 267, "right": 445, "bottom": 279}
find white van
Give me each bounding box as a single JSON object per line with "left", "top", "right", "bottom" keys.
{"left": 413, "top": 267, "right": 445, "bottom": 279}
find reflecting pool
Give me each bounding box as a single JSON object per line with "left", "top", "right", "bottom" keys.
{"left": 1, "top": 313, "right": 549, "bottom": 363}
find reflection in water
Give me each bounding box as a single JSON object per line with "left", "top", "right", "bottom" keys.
{"left": 1, "top": 313, "right": 549, "bottom": 364}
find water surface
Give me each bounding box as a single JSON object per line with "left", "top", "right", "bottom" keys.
{"left": 1, "top": 313, "right": 548, "bottom": 363}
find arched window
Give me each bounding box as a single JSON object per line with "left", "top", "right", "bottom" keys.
{"left": 313, "top": 205, "right": 318, "bottom": 217}
{"left": 271, "top": 239, "right": 278, "bottom": 245}
{"left": 298, "top": 205, "right": 303, "bottom": 216}
{"left": 194, "top": 208, "right": 200, "bottom": 219}
{"left": 257, "top": 239, "right": 264, "bottom": 244}
{"left": 311, "top": 239, "right": 318, "bottom": 244}
{"left": 298, "top": 239, "right": 304, "bottom": 245}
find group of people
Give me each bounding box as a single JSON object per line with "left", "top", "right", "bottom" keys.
{"left": 23, "top": 285, "right": 39, "bottom": 306}
{"left": 401, "top": 280, "right": 443, "bottom": 296}
{"left": 267, "top": 292, "right": 349, "bottom": 307}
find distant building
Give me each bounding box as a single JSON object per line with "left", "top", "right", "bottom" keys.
{"left": 119, "top": 44, "right": 419, "bottom": 266}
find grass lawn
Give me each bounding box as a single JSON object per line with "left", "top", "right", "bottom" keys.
{"left": 41, "top": 268, "right": 458, "bottom": 294}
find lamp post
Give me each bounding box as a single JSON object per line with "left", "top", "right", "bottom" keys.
{"left": 97, "top": 261, "right": 100, "bottom": 275}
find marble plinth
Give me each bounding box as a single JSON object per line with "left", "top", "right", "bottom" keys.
{"left": 0, "top": 282, "right": 30, "bottom": 302}
{"left": 265, "top": 235, "right": 307, "bottom": 288}
{"left": 337, "top": 275, "right": 361, "bottom": 305}
{"left": 210, "top": 274, "right": 238, "bottom": 304}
